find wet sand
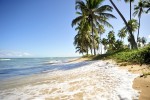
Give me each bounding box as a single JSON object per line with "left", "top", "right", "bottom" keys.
{"left": 105, "top": 59, "right": 150, "bottom": 100}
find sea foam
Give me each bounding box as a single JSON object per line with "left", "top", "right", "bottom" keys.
{"left": 0, "top": 60, "right": 139, "bottom": 100}
{"left": 0, "top": 59, "right": 11, "bottom": 61}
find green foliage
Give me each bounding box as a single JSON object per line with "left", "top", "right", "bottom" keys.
{"left": 72, "top": 0, "right": 116, "bottom": 55}
{"left": 93, "top": 44, "right": 150, "bottom": 64}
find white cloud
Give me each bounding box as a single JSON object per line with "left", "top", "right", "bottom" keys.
{"left": 148, "top": 35, "right": 150, "bottom": 39}
{"left": 0, "top": 50, "right": 32, "bottom": 58}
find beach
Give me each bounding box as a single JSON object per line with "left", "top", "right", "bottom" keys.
{"left": 0, "top": 58, "right": 140, "bottom": 100}
{"left": 105, "top": 59, "right": 150, "bottom": 100}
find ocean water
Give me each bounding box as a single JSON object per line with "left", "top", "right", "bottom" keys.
{"left": 0, "top": 57, "right": 77, "bottom": 80}
{"left": 0, "top": 58, "right": 139, "bottom": 100}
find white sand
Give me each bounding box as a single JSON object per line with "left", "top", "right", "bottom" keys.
{"left": 0, "top": 60, "right": 139, "bottom": 100}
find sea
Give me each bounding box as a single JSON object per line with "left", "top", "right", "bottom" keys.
{"left": 0, "top": 57, "right": 139, "bottom": 100}
{"left": 0, "top": 57, "right": 77, "bottom": 81}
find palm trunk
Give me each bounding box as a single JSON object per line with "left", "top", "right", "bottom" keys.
{"left": 90, "top": 47, "right": 92, "bottom": 55}
{"left": 109, "top": 0, "right": 137, "bottom": 49}
{"left": 100, "top": 34, "right": 102, "bottom": 54}
{"left": 130, "top": 1, "right": 132, "bottom": 20}
{"left": 137, "top": 16, "right": 141, "bottom": 43}
{"left": 86, "top": 47, "right": 89, "bottom": 56}
{"left": 91, "top": 19, "right": 96, "bottom": 55}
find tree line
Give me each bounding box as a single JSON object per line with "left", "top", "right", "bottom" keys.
{"left": 72, "top": 0, "right": 150, "bottom": 55}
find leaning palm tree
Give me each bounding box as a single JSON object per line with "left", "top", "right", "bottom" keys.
{"left": 72, "top": 0, "right": 116, "bottom": 55}
{"left": 124, "top": 0, "right": 134, "bottom": 20}
{"left": 109, "top": 0, "right": 137, "bottom": 49}
{"left": 133, "top": 0, "right": 146, "bottom": 43}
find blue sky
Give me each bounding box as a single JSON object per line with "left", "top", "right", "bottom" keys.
{"left": 0, "top": 0, "right": 150, "bottom": 57}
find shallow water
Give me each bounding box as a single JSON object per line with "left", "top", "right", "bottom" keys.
{"left": 0, "top": 57, "right": 77, "bottom": 80}
{"left": 0, "top": 60, "right": 139, "bottom": 100}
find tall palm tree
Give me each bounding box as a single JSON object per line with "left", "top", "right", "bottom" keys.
{"left": 72, "top": 0, "right": 116, "bottom": 55}
{"left": 74, "top": 22, "right": 92, "bottom": 55}
{"left": 109, "top": 0, "right": 137, "bottom": 49}
{"left": 124, "top": 0, "right": 134, "bottom": 20}
{"left": 133, "top": 0, "right": 145, "bottom": 43}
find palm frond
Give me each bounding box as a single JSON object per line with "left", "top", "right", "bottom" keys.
{"left": 99, "top": 13, "right": 117, "bottom": 19}
{"left": 95, "top": 5, "right": 113, "bottom": 13}
{"left": 72, "top": 16, "right": 83, "bottom": 27}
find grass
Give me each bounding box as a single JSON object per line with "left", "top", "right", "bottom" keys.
{"left": 91, "top": 44, "right": 150, "bottom": 65}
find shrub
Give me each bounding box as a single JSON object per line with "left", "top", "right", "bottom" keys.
{"left": 93, "top": 44, "right": 150, "bottom": 64}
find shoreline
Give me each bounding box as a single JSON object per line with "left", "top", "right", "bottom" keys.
{"left": 75, "top": 58, "right": 150, "bottom": 100}
{"left": 0, "top": 58, "right": 140, "bottom": 100}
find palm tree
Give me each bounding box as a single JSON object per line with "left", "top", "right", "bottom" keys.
{"left": 98, "top": 25, "right": 105, "bottom": 54}
{"left": 74, "top": 22, "right": 92, "bottom": 55}
{"left": 101, "top": 38, "right": 108, "bottom": 53}
{"left": 115, "top": 40, "right": 124, "bottom": 50}
{"left": 121, "top": 19, "right": 138, "bottom": 48}
{"left": 143, "top": 0, "right": 150, "bottom": 13}
{"left": 109, "top": 0, "right": 137, "bottom": 49}
{"left": 137, "top": 37, "right": 142, "bottom": 47}
{"left": 124, "top": 0, "right": 134, "bottom": 20}
{"left": 107, "top": 31, "right": 116, "bottom": 50}
{"left": 141, "top": 37, "right": 147, "bottom": 46}
{"left": 72, "top": 0, "right": 116, "bottom": 55}
{"left": 127, "top": 19, "right": 139, "bottom": 32}
{"left": 133, "top": 0, "right": 146, "bottom": 43}
{"left": 118, "top": 28, "right": 126, "bottom": 42}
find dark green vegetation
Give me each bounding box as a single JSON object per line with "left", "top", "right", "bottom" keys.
{"left": 92, "top": 44, "right": 150, "bottom": 64}
{"left": 72, "top": 0, "right": 150, "bottom": 61}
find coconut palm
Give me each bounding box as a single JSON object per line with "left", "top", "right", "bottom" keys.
{"left": 118, "top": 28, "right": 126, "bottom": 42}
{"left": 101, "top": 38, "right": 108, "bottom": 52}
{"left": 109, "top": 0, "right": 137, "bottom": 49}
{"left": 121, "top": 19, "right": 138, "bottom": 48}
{"left": 74, "top": 22, "right": 92, "bottom": 55}
{"left": 107, "top": 31, "right": 116, "bottom": 50}
{"left": 121, "top": 19, "right": 138, "bottom": 35}
{"left": 137, "top": 37, "right": 142, "bottom": 47}
{"left": 143, "top": 0, "right": 150, "bottom": 13}
{"left": 115, "top": 40, "right": 124, "bottom": 50}
{"left": 127, "top": 19, "right": 139, "bottom": 32}
{"left": 98, "top": 25, "right": 105, "bottom": 54}
{"left": 141, "top": 37, "right": 147, "bottom": 46}
{"left": 72, "top": 0, "right": 116, "bottom": 55}
{"left": 133, "top": 0, "right": 146, "bottom": 43}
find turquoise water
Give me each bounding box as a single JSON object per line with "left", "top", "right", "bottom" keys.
{"left": 0, "top": 57, "right": 77, "bottom": 80}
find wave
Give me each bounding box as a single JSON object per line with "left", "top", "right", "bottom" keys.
{"left": 0, "top": 59, "right": 11, "bottom": 61}
{"left": 44, "top": 60, "right": 62, "bottom": 65}
{"left": 0, "top": 61, "right": 139, "bottom": 100}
